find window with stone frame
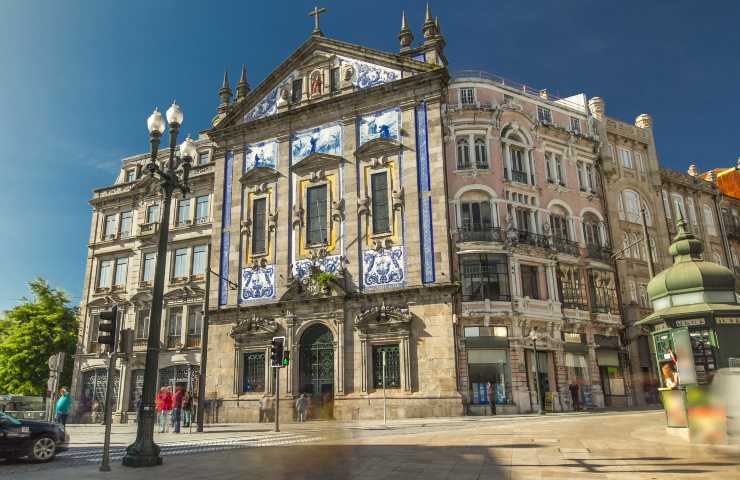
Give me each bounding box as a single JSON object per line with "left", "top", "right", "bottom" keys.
{"left": 460, "top": 87, "right": 475, "bottom": 106}
{"left": 166, "top": 307, "right": 183, "bottom": 348}
{"left": 509, "top": 145, "right": 527, "bottom": 183}
{"left": 141, "top": 252, "right": 156, "bottom": 283}
{"left": 662, "top": 190, "right": 672, "bottom": 219}
{"left": 582, "top": 214, "right": 602, "bottom": 247}
{"left": 197, "top": 151, "right": 210, "bottom": 165}
{"left": 135, "top": 310, "right": 149, "bottom": 339}
{"left": 330, "top": 67, "right": 340, "bottom": 93}
{"left": 82, "top": 368, "right": 120, "bottom": 405}
{"left": 125, "top": 168, "right": 137, "bottom": 183}
{"left": 192, "top": 245, "right": 207, "bottom": 277}
{"left": 103, "top": 214, "right": 117, "bottom": 240}
{"left": 618, "top": 147, "right": 634, "bottom": 169}
{"left": 686, "top": 197, "right": 698, "bottom": 226}
{"left": 119, "top": 211, "right": 133, "bottom": 238}
{"left": 242, "top": 351, "right": 266, "bottom": 392}
{"left": 97, "top": 259, "right": 113, "bottom": 289}
{"left": 370, "top": 171, "right": 391, "bottom": 235}
{"left": 456, "top": 138, "right": 471, "bottom": 170}
{"left": 291, "top": 78, "right": 303, "bottom": 103}
{"left": 251, "top": 197, "right": 268, "bottom": 254}
{"left": 372, "top": 344, "right": 401, "bottom": 389}
{"left": 570, "top": 117, "right": 581, "bottom": 134}
{"left": 306, "top": 184, "right": 329, "bottom": 245}
{"left": 113, "top": 257, "right": 128, "bottom": 287}
{"left": 474, "top": 138, "right": 489, "bottom": 169}
{"left": 537, "top": 106, "right": 552, "bottom": 124}
{"left": 460, "top": 201, "right": 492, "bottom": 232}
{"left": 195, "top": 195, "right": 210, "bottom": 224}
{"left": 520, "top": 264, "right": 541, "bottom": 300}
{"left": 186, "top": 305, "right": 203, "bottom": 348}
{"left": 550, "top": 214, "right": 569, "bottom": 240}
{"left": 460, "top": 254, "right": 510, "bottom": 302}
{"left": 173, "top": 248, "right": 189, "bottom": 279}
{"left": 703, "top": 204, "right": 717, "bottom": 235}
{"left": 146, "top": 204, "right": 159, "bottom": 224}
{"left": 559, "top": 266, "right": 588, "bottom": 310}
{"left": 177, "top": 198, "right": 191, "bottom": 226}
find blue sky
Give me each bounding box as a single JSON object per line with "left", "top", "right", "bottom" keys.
{"left": 0, "top": 0, "right": 738, "bottom": 311}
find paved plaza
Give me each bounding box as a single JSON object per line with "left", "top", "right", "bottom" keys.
{"left": 2, "top": 410, "right": 739, "bottom": 479}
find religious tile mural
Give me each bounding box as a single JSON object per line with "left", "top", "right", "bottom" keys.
{"left": 244, "top": 74, "right": 295, "bottom": 123}
{"left": 363, "top": 246, "right": 405, "bottom": 289}
{"left": 291, "top": 123, "right": 342, "bottom": 165}
{"left": 338, "top": 55, "right": 401, "bottom": 90}
{"left": 292, "top": 255, "right": 342, "bottom": 280}
{"left": 245, "top": 140, "right": 277, "bottom": 171}
{"left": 358, "top": 107, "right": 400, "bottom": 145}
{"left": 241, "top": 265, "right": 276, "bottom": 302}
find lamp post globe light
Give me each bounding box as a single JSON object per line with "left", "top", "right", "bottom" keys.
{"left": 529, "top": 328, "right": 545, "bottom": 415}
{"left": 122, "top": 102, "right": 194, "bottom": 468}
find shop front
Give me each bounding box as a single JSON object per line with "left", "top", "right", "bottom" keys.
{"left": 463, "top": 330, "right": 513, "bottom": 414}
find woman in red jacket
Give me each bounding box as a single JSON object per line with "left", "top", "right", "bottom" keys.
{"left": 156, "top": 386, "right": 173, "bottom": 433}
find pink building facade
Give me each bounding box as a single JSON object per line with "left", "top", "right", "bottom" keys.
{"left": 445, "top": 73, "right": 626, "bottom": 414}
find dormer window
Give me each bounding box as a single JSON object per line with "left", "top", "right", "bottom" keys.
{"left": 197, "top": 151, "right": 210, "bottom": 165}
{"left": 125, "top": 169, "right": 136, "bottom": 182}
{"left": 537, "top": 106, "right": 552, "bottom": 124}
{"left": 570, "top": 117, "right": 581, "bottom": 134}
{"left": 460, "top": 88, "right": 475, "bottom": 106}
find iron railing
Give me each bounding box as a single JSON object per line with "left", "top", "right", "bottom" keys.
{"left": 586, "top": 245, "right": 613, "bottom": 262}
{"left": 511, "top": 170, "right": 528, "bottom": 184}
{"left": 515, "top": 230, "right": 550, "bottom": 249}
{"left": 552, "top": 237, "right": 580, "bottom": 256}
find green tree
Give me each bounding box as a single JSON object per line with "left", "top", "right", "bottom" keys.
{"left": 0, "top": 279, "right": 78, "bottom": 395}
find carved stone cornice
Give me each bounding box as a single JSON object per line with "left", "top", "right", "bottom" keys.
{"left": 239, "top": 166, "right": 281, "bottom": 187}
{"left": 229, "top": 314, "right": 279, "bottom": 345}
{"left": 354, "top": 302, "right": 412, "bottom": 336}
{"left": 291, "top": 152, "right": 343, "bottom": 175}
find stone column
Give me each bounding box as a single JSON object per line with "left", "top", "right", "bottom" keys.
{"left": 335, "top": 308, "right": 345, "bottom": 396}
{"left": 275, "top": 135, "right": 292, "bottom": 297}
{"left": 340, "top": 117, "right": 360, "bottom": 292}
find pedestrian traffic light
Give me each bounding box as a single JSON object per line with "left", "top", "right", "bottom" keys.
{"left": 282, "top": 350, "right": 290, "bottom": 366}
{"left": 270, "top": 336, "right": 285, "bottom": 367}
{"left": 98, "top": 305, "right": 118, "bottom": 348}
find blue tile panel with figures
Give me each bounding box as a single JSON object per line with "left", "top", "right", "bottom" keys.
{"left": 244, "top": 74, "right": 295, "bottom": 123}
{"left": 358, "top": 107, "right": 400, "bottom": 145}
{"left": 292, "top": 255, "right": 342, "bottom": 280}
{"left": 240, "top": 265, "right": 276, "bottom": 301}
{"left": 337, "top": 55, "right": 401, "bottom": 90}
{"left": 415, "top": 102, "right": 435, "bottom": 284}
{"left": 245, "top": 140, "right": 277, "bottom": 172}
{"left": 291, "top": 123, "right": 342, "bottom": 165}
{"left": 363, "top": 246, "right": 405, "bottom": 288}
{"left": 219, "top": 150, "right": 234, "bottom": 305}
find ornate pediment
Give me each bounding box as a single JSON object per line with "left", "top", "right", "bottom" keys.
{"left": 229, "top": 314, "right": 279, "bottom": 345}
{"left": 355, "top": 138, "right": 402, "bottom": 159}
{"left": 209, "top": 36, "right": 436, "bottom": 131}
{"left": 239, "top": 166, "right": 281, "bottom": 187}
{"left": 162, "top": 284, "right": 205, "bottom": 303}
{"left": 88, "top": 293, "right": 129, "bottom": 308}
{"left": 129, "top": 290, "right": 153, "bottom": 309}
{"left": 291, "top": 152, "right": 344, "bottom": 175}
{"left": 354, "top": 303, "right": 412, "bottom": 335}
{"left": 280, "top": 264, "right": 345, "bottom": 302}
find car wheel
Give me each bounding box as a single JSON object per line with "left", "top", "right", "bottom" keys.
{"left": 28, "top": 436, "right": 56, "bottom": 462}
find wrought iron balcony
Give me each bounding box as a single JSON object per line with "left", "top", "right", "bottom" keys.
{"left": 552, "top": 237, "right": 580, "bottom": 256}
{"left": 457, "top": 226, "right": 504, "bottom": 243}
{"left": 511, "top": 170, "right": 529, "bottom": 184}
{"left": 133, "top": 338, "right": 148, "bottom": 350}
{"left": 586, "top": 244, "right": 613, "bottom": 262}
{"left": 185, "top": 334, "right": 201, "bottom": 348}
{"left": 515, "top": 230, "right": 550, "bottom": 249}
{"left": 138, "top": 222, "right": 159, "bottom": 237}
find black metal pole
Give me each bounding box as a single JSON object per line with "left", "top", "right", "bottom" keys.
{"left": 640, "top": 208, "right": 655, "bottom": 278}
{"left": 532, "top": 338, "right": 543, "bottom": 415}
{"left": 99, "top": 351, "right": 117, "bottom": 472}
{"left": 196, "top": 247, "right": 212, "bottom": 433}
{"left": 123, "top": 123, "right": 181, "bottom": 467}
{"left": 274, "top": 367, "right": 280, "bottom": 433}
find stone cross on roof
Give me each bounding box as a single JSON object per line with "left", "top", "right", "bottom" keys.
{"left": 309, "top": 6, "right": 327, "bottom": 36}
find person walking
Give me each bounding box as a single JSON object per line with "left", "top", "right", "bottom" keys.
{"left": 156, "top": 387, "right": 173, "bottom": 433}
{"left": 258, "top": 396, "right": 267, "bottom": 423}
{"left": 54, "top": 387, "right": 72, "bottom": 426}
{"left": 295, "top": 394, "right": 308, "bottom": 423}
{"left": 569, "top": 379, "right": 581, "bottom": 411}
{"left": 182, "top": 390, "right": 193, "bottom": 429}
{"left": 172, "top": 385, "right": 184, "bottom": 433}
{"left": 486, "top": 380, "right": 497, "bottom": 415}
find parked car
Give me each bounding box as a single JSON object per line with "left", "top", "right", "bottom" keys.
{"left": 0, "top": 412, "right": 69, "bottom": 462}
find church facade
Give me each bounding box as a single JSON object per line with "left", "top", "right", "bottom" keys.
{"left": 203, "top": 11, "right": 462, "bottom": 421}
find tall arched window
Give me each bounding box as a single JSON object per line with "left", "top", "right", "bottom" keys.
{"left": 457, "top": 138, "right": 471, "bottom": 170}
{"left": 621, "top": 190, "right": 641, "bottom": 223}
{"left": 582, "top": 213, "right": 602, "bottom": 247}
{"left": 474, "top": 138, "right": 488, "bottom": 169}
{"left": 703, "top": 204, "right": 717, "bottom": 236}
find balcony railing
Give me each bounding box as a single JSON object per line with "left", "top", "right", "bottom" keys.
{"left": 457, "top": 226, "right": 504, "bottom": 243}
{"left": 552, "top": 237, "right": 580, "bottom": 256}
{"left": 133, "top": 338, "right": 148, "bottom": 350}
{"left": 166, "top": 336, "right": 181, "bottom": 349}
{"left": 515, "top": 230, "right": 550, "bottom": 249}
{"left": 586, "top": 244, "right": 613, "bottom": 262}
{"left": 511, "top": 170, "right": 529, "bottom": 184}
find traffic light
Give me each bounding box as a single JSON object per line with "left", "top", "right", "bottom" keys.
{"left": 98, "top": 305, "right": 118, "bottom": 348}
{"left": 270, "top": 336, "right": 285, "bottom": 367}
{"left": 282, "top": 350, "right": 290, "bottom": 366}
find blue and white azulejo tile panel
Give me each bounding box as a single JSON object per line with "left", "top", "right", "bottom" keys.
{"left": 291, "top": 123, "right": 342, "bottom": 165}
{"left": 245, "top": 140, "right": 277, "bottom": 171}
{"left": 241, "top": 265, "right": 276, "bottom": 302}
{"left": 363, "top": 246, "right": 405, "bottom": 289}
{"left": 338, "top": 55, "right": 401, "bottom": 90}
{"left": 292, "top": 255, "right": 342, "bottom": 280}
{"left": 358, "top": 108, "right": 400, "bottom": 145}
{"left": 244, "top": 74, "right": 295, "bottom": 123}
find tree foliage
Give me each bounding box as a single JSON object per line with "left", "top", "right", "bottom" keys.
{"left": 0, "top": 279, "right": 78, "bottom": 395}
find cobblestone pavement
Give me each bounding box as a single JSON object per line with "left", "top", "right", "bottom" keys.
{"left": 2, "top": 410, "right": 738, "bottom": 479}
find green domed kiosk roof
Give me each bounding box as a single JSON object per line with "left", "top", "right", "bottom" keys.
{"left": 643, "top": 215, "right": 737, "bottom": 318}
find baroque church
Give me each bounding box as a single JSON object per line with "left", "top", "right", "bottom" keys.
{"left": 204, "top": 7, "right": 461, "bottom": 420}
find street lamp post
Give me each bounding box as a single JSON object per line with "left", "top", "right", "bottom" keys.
{"left": 123, "top": 102, "right": 196, "bottom": 468}
{"left": 529, "top": 328, "right": 545, "bottom": 415}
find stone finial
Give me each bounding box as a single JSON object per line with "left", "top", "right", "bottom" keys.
{"left": 588, "top": 96, "right": 605, "bottom": 120}
{"left": 635, "top": 113, "right": 652, "bottom": 129}
{"left": 218, "top": 70, "right": 232, "bottom": 114}
{"left": 236, "top": 64, "right": 250, "bottom": 101}
{"left": 688, "top": 164, "right": 698, "bottom": 177}
{"left": 399, "top": 10, "right": 414, "bottom": 51}
{"left": 539, "top": 89, "right": 549, "bottom": 100}
{"left": 422, "top": 3, "right": 436, "bottom": 40}
{"left": 435, "top": 16, "right": 441, "bottom": 35}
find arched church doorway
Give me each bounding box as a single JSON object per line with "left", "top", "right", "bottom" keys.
{"left": 299, "top": 323, "right": 334, "bottom": 419}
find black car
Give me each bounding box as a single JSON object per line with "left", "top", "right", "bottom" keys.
{"left": 0, "top": 412, "right": 69, "bottom": 462}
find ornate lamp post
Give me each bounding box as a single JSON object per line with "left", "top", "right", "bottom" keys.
{"left": 123, "top": 102, "right": 196, "bottom": 467}
{"left": 529, "top": 328, "right": 545, "bottom": 415}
